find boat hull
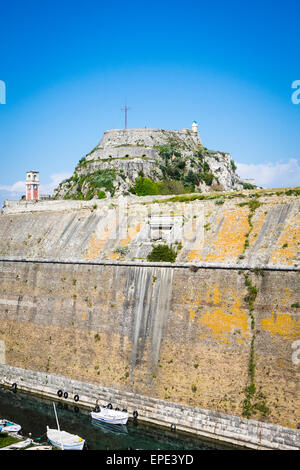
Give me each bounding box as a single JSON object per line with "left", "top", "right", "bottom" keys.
{"left": 47, "top": 437, "right": 85, "bottom": 450}
{"left": 91, "top": 411, "right": 129, "bottom": 425}
{"left": 91, "top": 419, "right": 128, "bottom": 435}
{"left": 46, "top": 428, "right": 85, "bottom": 450}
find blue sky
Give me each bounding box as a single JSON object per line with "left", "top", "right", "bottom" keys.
{"left": 0, "top": 0, "right": 299, "bottom": 205}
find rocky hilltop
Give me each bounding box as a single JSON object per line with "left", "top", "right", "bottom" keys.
{"left": 53, "top": 125, "right": 254, "bottom": 200}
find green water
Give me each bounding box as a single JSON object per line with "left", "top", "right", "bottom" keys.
{"left": 0, "top": 387, "right": 239, "bottom": 450}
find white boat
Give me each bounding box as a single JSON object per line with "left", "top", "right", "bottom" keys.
{"left": 0, "top": 419, "right": 21, "bottom": 434}
{"left": 90, "top": 407, "right": 129, "bottom": 425}
{"left": 46, "top": 402, "right": 85, "bottom": 450}
{"left": 46, "top": 427, "right": 85, "bottom": 450}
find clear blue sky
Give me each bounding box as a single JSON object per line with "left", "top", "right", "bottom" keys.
{"left": 0, "top": 0, "right": 299, "bottom": 204}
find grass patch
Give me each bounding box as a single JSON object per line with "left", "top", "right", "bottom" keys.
{"left": 0, "top": 433, "right": 20, "bottom": 448}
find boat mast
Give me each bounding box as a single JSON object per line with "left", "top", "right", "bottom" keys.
{"left": 53, "top": 402, "right": 64, "bottom": 450}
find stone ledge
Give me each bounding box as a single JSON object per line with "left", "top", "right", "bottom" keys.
{"left": 0, "top": 257, "right": 299, "bottom": 272}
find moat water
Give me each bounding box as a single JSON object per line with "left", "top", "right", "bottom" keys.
{"left": 0, "top": 387, "right": 240, "bottom": 450}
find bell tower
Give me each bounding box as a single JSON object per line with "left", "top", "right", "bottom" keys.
{"left": 26, "top": 171, "right": 39, "bottom": 201}
{"left": 192, "top": 120, "right": 198, "bottom": 133}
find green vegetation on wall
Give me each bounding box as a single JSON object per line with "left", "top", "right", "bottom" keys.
{"left": 147, "top": 243, "right": 182, "bottom": 263}
{"left": 242, "top": 270, "right": 270, "bottom": 419}
{"left": 129, "top": 176, "right": 188, "bottom": 196}
{"left": 158, "top": 145, "right": 215, "bottom": 189}
{"left": 129, "top": 145, "right": 216, "bottom": 196}
{"left": 242, "top": 182, "right": 256, "bottom": 190}
{"left": 61, "top": 169, "right": 116, "bottom": 200}
{"left": 239, "top": 196, "right": 262, "bottom": 254}
{"left": 230, "top": 159, "right": 237, "bottom": 172}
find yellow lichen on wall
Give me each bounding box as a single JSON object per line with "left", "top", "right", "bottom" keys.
{"left": 280, "top": 287, "right": 292, "bottom": 306}
{"left": 187, "top": 232, "right": 204, "bottom": 261}
{"left": 119, "top": 223, "right": 142, "bottom": 246}
{"left": 187, "top": 250, "right": 202, "bottom": 261}
{"left": 197, "top": 307, "right": 249, "bottom": 344}
{"left": 85, "top": 224, "right": 115, "bottom": 260}
{"left": 188, "top": 307, "right": 197, "bottom": 322}
{"left": 213, "top": 285, "right": 221, "bottom": 304}
{"left": 261, "top": 313, "right": 300, "bottom": 340}
{"left": 198, "top": 209, "right": 250, "bottom": 263}
{"left": 270, "top": 213, "right": 300, "bottom": 265}
{"left": 185, "top": 285, "right": 249, "bottom": 344}
{"left": 249, "top": 212, "right": 266, "bottom": 247}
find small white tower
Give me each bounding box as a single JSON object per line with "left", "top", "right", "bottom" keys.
{"left": 26, "top": 171, "right": 39, "bottom": 201}
{"left": 192, "top": 120, "right": 198, "bottom": 133}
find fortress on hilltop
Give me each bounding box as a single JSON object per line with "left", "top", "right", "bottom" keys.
{"left": 86, "top": 122, "right": 202, "bottom": 161}
{"left": 53, "top": 121, "right": 254, "bottom": 200}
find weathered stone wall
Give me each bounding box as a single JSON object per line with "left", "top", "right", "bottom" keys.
{"left": 87, "top": 128, "right": 202, "bottom": 161}
{"left": 2, "top": 192, "right": 300, "bottom": 267}
{"left": 0, "top": 260, "right": 299, "bottom": 431}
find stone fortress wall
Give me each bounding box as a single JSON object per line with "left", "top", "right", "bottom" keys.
{"left": 86, "top": 127, "right": 203, "bottom": 161}
{"left": 0, "top": 260, "right": 299, "bottom": 443}
{"left": 0, "top": 190, "right": 299, "bottom": 448}
{"left": 2, "top": 191, "right": 300, "bottom": 268}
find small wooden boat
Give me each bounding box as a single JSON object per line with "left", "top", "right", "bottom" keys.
{"left": 46, "top": 403, "right": 85, "bottom": 450}
{"left": 46, "top": 427, "right": 85, "bottom": 450}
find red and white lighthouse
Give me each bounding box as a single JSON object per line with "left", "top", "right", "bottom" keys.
{"left": 26, "top": 171, "right": 39, "bottom": 201}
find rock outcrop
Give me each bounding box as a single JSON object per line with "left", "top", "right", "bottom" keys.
{"left": 53, "top": 126, "right": 251, "bottom": 200}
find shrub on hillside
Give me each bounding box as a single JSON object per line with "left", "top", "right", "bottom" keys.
{"left": 129, "top": 176, "right": 160, "bottom": 196}
{"left": 231, "top": 159, "right": 237, "bottom": 171}
{"left": 147, "top": 244, "right": 179, "bottom": 263}
{"left": 158, "top": 180, "right": 188, "bottom": 195}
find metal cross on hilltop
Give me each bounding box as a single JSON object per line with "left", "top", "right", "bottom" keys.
{"left": 121, "top": 104, "right": 131, "bottom": 129}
